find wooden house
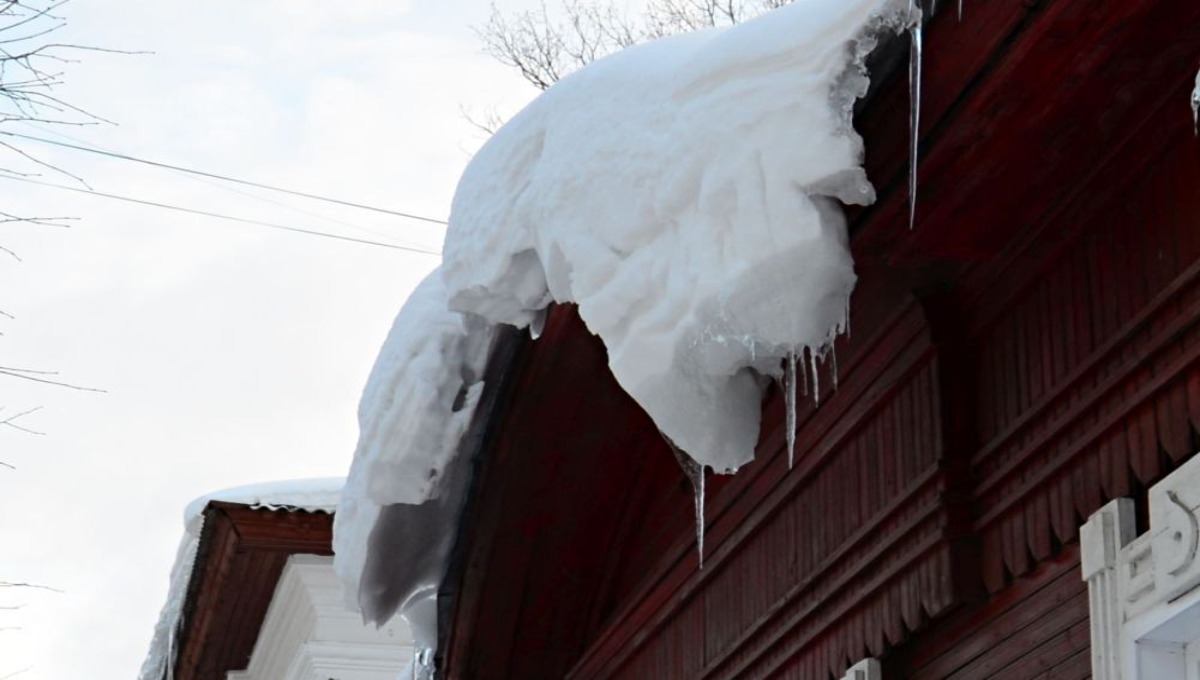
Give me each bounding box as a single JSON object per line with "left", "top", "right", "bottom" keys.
{"left": 141, "top": 481, "right": 413, "bottom": 680}
{"left": 429, "top": 0, "right": 1200, "bottom": 677}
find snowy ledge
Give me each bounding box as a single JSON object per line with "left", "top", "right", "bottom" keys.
{"left": 335, "top": 0, "right": 919, "bottom": 665}
{"left": 138, "top": 477, "right": 343, "bottom": 680}
{"left": 443, "top": 0, "right": 917, "bottom": 474}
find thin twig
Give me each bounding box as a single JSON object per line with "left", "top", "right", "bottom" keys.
{"left": 0, "top": 582, "right": 63, "bottom": 593}
{"left": 0, "top": 367, "right": 104, "bottom": 392}
{"left": 1, "top": 406, "right": 44, "bottom": 435}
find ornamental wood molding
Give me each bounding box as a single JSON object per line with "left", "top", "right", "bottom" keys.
{"left": 228, "top": 556, "right": 411, "bottom": 680}
{"left": 1082, "top": 452, "right": 1200, "bottom": 679}
{"left": 841, "top": 657, "right": 882, "bottom": 680}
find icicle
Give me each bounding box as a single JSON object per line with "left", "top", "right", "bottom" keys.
{"left": 907, "top": 9, "right": 923, "bottom": 229}
{"left": 665, "top": 435, "right": 706, "bottom": 569}
{"left": 809, "top": 347, "right": 821, "bottom": 407}
{"left": 786, "top": 351, "right": 798, "bottom": 470}
{"left": 694, "top": 464, "right": 705, "bottom": 569}
{"left": 830, "top": 344, "right": 839, "bottom": 391}
{"left": 1192, "top": 68, "right": 1199, "bottom": 136}
{"left": 799, "top": 347, "right": 809, "bottom": 397}
{"left": 413, "top": 648, "right": 435, "bottom": 680}
{"left": 529, "top": 308, "right": 548, "bottom": 340}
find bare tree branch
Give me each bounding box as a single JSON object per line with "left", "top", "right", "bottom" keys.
{"left": 1, "top": 406, "right": 44, "bottom": 435}
{"left": 0, "top": 6, "right": 113, "bottom": 662}
{"left": 0, "top": 209, "right": 75, "bottom": 228}
{"left": 0, "top": 582, "right": 62, "bottom": 593}
{"left": 0, "top": 0, "right": 134, "bottom": 187}
{"left": 0, "top": 366, "right": 104, "bottom": 392}
{"left": 477, "top": 0, "right": 793, "bottom": 93}
{"left": 460, "top": 104, "right": 507, "bottom": 137}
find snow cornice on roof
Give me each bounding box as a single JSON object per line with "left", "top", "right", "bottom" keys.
{"left": 335, "top": 0, "right": 921, "bottom": 671}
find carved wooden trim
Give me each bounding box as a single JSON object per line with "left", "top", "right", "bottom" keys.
{"left": 841, "top": 657, "right": 882, "bottom": 680}
{"left": 1082, "top": 452, "right": 1200, "bottom": 679}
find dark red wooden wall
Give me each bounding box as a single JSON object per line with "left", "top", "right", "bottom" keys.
{"left": 441, "top": 0, "right": 1200, "bottom": 676}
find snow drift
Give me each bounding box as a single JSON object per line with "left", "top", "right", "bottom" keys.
{"left": 443, "top": 0, "right": 916, "bottom": 473}
{"left": 333, "top": 269, "right": 491, "bottom": 637}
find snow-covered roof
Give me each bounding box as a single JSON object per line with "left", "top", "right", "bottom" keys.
{"left": 139, "top": 477, "right": 343, "bottom": 680}
{"left": 443, "top": 0, "right": 914, "bottom": 474}
{"left": 334, "top": 0, "right": 918, "bottom": 665}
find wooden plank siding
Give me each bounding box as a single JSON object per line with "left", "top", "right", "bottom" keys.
{"left": 439, "top": 0, "right": 1200, "bottom": 676}
{"left": 966, "top": 108, "right": 1200, "bottom": 594}
{"left": 885, "top": 546, "right": 1089, "bottom": 679}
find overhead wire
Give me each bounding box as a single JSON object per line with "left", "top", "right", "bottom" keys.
{"left": 0, "top": 173, "right": 443, "bottom": 255}
{"left": 14, "top": 122, "right": 433, "bottom": 248}
{"left": 0, "top": 130, "right": 450, "bottom": 226}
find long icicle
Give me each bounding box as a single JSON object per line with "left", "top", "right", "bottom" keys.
{"left": 830, "top": 344, "right": 840, "bottom": 391}
{"left": 695, "top": 466, "right": 705, "bottom": 569}
{"left": 786, "top": 351, "right": 798, "bottom": 470}
{"left": 908, "top": 8, "right": 923, "bottom": 229}
{"left": 810, "top": 347, "right": 821, "bottom": 407}
{"left": 665, "top": 435, "right": 706, "bottom": 569}
{"left": 1192, "top": 69, "right": 1199, "bottom": 136}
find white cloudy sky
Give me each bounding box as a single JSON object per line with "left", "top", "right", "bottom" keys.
{"left": 0, "top": 1, "right": 542, "bottom": 677}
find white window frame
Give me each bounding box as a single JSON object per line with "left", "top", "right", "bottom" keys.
{"left": 841, "top": 657, "right": 881, "bottom": 680}
{"left": 1082, "top": 453, "right": 1200, "bottom": 680}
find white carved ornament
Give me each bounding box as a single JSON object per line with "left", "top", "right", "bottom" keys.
{"left": 1082, "top": 452, "right": 1200, "bottom": 680}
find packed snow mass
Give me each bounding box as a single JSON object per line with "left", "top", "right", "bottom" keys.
{"left": 334, "top": 0, "right": 922, "bottom": 664}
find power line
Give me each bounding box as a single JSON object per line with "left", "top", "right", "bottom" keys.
{"left": 18, "top": 122, "right": 418, "bottom": 245}
{"left": 0, "top": 130, "right": 450, "bottom": 226}
{"left": 0, "top": 174, "right": 443, "bottom": 255}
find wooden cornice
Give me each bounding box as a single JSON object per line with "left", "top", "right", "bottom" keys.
{"left": 172, "top": 502, "right": 333, "bottom": 680}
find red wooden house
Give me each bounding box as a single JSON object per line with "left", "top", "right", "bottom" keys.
{"left": 426, "top": 0, "right": 1200, "bottom": 677}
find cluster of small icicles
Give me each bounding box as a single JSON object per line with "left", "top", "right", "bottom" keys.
{"left": 669, "top": 341, "right": 843, "bottom": 570}
{"left": 670, "top": 0, "right": 927, "bottom": 571}
{"left": 782, "top": 344, "right": 841, "bottom": 468}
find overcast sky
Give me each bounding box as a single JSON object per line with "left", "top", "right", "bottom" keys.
{"left": 0, "top": 1, "right": 540, "bottom": 677}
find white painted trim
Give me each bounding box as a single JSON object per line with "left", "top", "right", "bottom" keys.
{"left": 1082, "top": 452, "right": 1200, "bottom": 680}
{"left": 841, "top": 657, "right": 882, "bottom": 680}
{"left": 227, "top": 555, "right": 412, "bottom": 680}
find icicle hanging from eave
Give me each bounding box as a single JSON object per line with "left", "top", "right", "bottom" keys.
{"left": 786, "top": 351, "right": 798, "bottom": 469}
{"left": 907, "top": 0, "right": 923, "bottom": 229}
{"left": 1192, "top": 67, "right": 1199, "bottom": 136}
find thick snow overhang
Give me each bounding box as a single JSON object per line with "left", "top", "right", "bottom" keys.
{"left": 335, "top": 0, "right": 919, "bottom": 649}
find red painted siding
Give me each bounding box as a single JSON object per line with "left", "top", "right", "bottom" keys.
{"left": 888, "top": 547, "right": 1089, "bottom": 679}
{"left": 441, "top": 0, "right": 1200, "bottom": 676}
